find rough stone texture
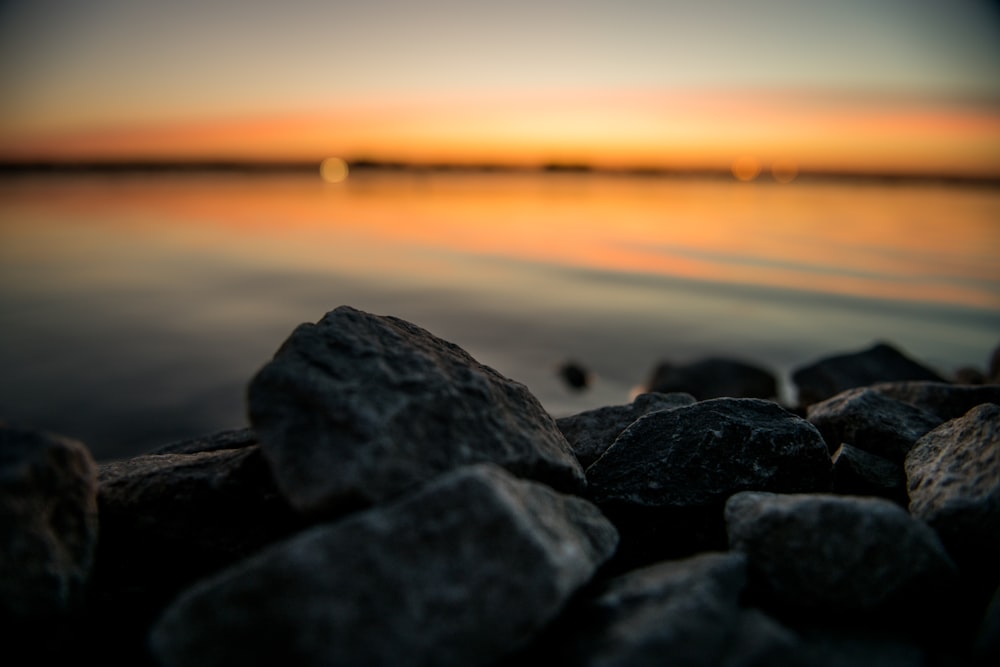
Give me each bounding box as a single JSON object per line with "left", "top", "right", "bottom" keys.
{"left": 247, "top": 306, "right": 585, "bottom": 516}
{"left": 97, "top": 445, "right": 303, "bottom": 596}
{"left": 792, "top": 342, "right": 945, "bottom": 407}
{"left": 830, "top": 443, "right": 907, "bottom": 505}
{"left": 806, "top": 388, "right": 943, "bottom": 462}
{"left": 725, "top": 492, "right": 957, "bottom": 616}
{"left": 1, "top": 423, "right": 98, "bottom": 620}
{"left": 555, "top": 552, "right": 798, "bottom": 667}
{"left": 905, "top": 403, "right": 1000, "bottom": 584}
{"left": 556, "top": 392, "right": 696, "bottom": 468}
{"left": 870, "top": 381, "right": 1000, "bottom": 421}
{"left": 587, "top": 398, "right": 832, "bottom": 509}
{"left": 643, "top": 357, "right": 778, "bottom": 400}
{"left": 149, "top": 464, "right": 618, "bottom": 667}
{"left": 151, "top": 427, "right": 257, "bottom": 455}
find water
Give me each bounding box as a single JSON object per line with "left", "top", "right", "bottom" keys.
{"left": 1, "top": 170, "right": 997, "bottom": 460}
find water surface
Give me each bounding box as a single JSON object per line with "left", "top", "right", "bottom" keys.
{"left": 1, "top": 171, "right": 997, "bottom": 460}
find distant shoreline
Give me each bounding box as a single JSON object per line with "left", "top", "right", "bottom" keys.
{"left": 1, "top": 159, "right": 998, "bottom": 188}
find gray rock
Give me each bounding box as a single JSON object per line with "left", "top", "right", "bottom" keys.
{"left": 974, "top": 584, "right": 1000, "bottom": 666}
{"left": 725, "top": 492, "right": 957, "bottom": 615}
{"left": 587, "top": 398, "right": 832, "bottom": 509}
{"left": 149, "top": 463, "right": 618, "bottom": 667}
{"left": 806, "top": 388, "right": 943, "bottom": 462}
{"left": 643, "top": 357, "right": 778, "bottom": 400}
{"left": 247, "top": 306, "right": 585, "bottom": 515}
{"left": 905, "top": 403, "right": 1000, "bottom": 582}
{"left": 792, "top": 342, "right": 945, "bottom": 407}
{"left": 151, "top": 427, "right": 257, "bottom": 455}
{"left": 556, "top": 392, "right": 696, "bottom": 468}
{"left": 870, "top": 381, "right": 1000, "bottom": 421}
{"left": 831, "top": 444, "right": 907, "bottom": 505}
{"left": 560, "top": 551, "right": 798, "bottom": 667}
{"left": 0, "top": 423, "right": 98, "bottom": 620}
{"left": 97, "top": 445, "right": 302, "bottom": 595}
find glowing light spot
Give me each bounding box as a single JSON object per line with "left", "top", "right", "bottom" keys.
{"left": 320, "top": 157, "right": 349, "bottom": 184}
{"left": 731, "top": 156, "right": 761, "bottom": 182}
{"left": 771, "top": 159, "right": 798, "bottom": 183}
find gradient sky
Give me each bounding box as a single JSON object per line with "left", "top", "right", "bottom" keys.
{"left": 2, "top": 0, "right": 999, "bottom": 174}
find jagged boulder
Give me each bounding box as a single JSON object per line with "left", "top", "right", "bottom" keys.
{"left": 247, "top": 306, "right": 585, "bottom": 516}
{"left": 870, "top": 381, "right": 1000, "bottom": 421}
{"left": 150, "top": 464, "right": 618, "bottom": 667}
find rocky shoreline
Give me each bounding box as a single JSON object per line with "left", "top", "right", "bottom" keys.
{"left": 2, "top": 305, "right": 998, "bottom": 666}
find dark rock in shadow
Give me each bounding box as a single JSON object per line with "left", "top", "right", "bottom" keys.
{"left": 643, "top": 357, "right": 778, "bottom": 401}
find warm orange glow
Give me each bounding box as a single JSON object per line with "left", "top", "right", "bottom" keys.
{"left": 731, "top": 156, "right": 762, "bottom": 182}
{"left": 319, "top": 157, "right": 349, "bottom": 184}
{"left": 3, "top": 173, "right": 997, "bottom": 311}
{"left": 2, "top": 89, "right": 999, "bottom": 178}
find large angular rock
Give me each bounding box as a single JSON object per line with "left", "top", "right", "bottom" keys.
{"left": 806, "top": 388, "right": 943, "bottom": 462}
{"left": 1, "top": 423, "right": 98, "bottom": 620}
{"left": 905, "top": 403, "right": 1000, "bottom": 583}
{"left": 554, "top": 552, "right": 798, "bottom": 667}
{"left": 830, "top": 444, "right": 907, "bottom": 505}
{"left": 247, "top": 306, "right": 585, "bottom": 515}
{"left": 792, "top": 342, "right": 945, "bottom": 407}
{"left": 870, "top": 381, "right": 1000, "bottom": 421}
{"left": 585, "top": 398, "right": 831, "bottom": 569}
{"left": 643, "top": 357, "right": 778, "bottom": 400}
{"left": 725, "top": 492, "right": 957, "bottom": 617}
{"left": 587, "top": 398, "right": 832, "bottom": 509}
{"left": 556, "top": 392, "right": 696, "bottom": 468}
{"left": 149, "top": 464, "right": 618, "bottom": 667}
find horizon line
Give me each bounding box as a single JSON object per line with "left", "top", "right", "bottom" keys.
{"left": 1, "top": 158, "right": 998, "bottom": 187}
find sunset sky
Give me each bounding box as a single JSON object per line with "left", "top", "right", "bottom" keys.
{"left": 1, "top": 0, "right": 999, "bottom": 175}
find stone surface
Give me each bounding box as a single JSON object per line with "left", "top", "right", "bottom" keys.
{"left": 556, "top": 392, "right": 696, "bottom": 468}
{"left": 555, "top": 552, "right": 798, "bottom": 667}
{"left": 587, "top": 398, "right": 832, "bottom": 509}
{"left": 792, "top": 342, "right": 945, "bottom": 407}
{"left": 149, "top": 464, "right": 618, "bottom": 667}
{"left": 870, "top": 381, "right": 1000, "bottom": 421}
{"left": 974, "top": 584, "right": 1000, "bottom": 666}
{"left": 247, "top": 306, "right": 585, "bottom": 515}
{"left": 643, "top": 357, "right": 778, "bottom": 400}
{"left": 806, "top": 387, "right": 943, "bottom": 462}
{"left": 151, "top": 427, "right": 257, "bottom": 455}
{"left": 905, "top": 403, "right": 1000, "bottom": 582}
{"left": 830, "top": 443, "right": 907, "bottom": 505}
{"left": 0, "top": 423, "right": 98, "bottom": 620}
{"left": 725, "top": 492, "right": 957, "bottom": 616}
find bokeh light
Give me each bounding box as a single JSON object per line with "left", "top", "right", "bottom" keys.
{"left": 320, "top": 157, "right": 350, "bottom": 184}
{"left": 731, "top": 156, "right": 762, "bottom": 182}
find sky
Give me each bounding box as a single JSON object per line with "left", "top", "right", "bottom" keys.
{"left": 1, "top": 0, "right": 999, "bottom": 175}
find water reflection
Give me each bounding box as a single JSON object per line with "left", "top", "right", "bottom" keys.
{"left": 1, "top": 171, "right": 997, "bottom": 459}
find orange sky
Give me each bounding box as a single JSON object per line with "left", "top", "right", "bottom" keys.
{"left": 3, "top": 89, "right": 1000, "bottom": 177}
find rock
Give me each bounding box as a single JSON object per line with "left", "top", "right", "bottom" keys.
{"left": 792, "top": 342, "right": 945, "bottom": 407}
{"left": 806, "top": 388, "right": 943, "bottom": 462}
{"left": 92, "top": 445, "right": 304, "bottom": 665}
{"left": 870, "top": 381, "right": 1000, "bottom": 421}
{"left": 553, "top": 551, "right": 799, "bottom": 667}
{"left": 246, "top": 306, "right": 585, "bottom": 516}
{"left": 151, "top": 427, "right": 257, "bottom": 455}
{"left": 149, "top": 464, "right": 618, "bottom": 667}
{"left": 96, "top": 445, "right": 303, "bottom": 597}
{"left": 0, "top": 423, "right": 98, "bottom": 621}
{"left": 585, "top": 398, "right": 831, "bottom": 568}
{"left": 830, "top": 444, "right": 907, "bottom": 505}
{"left": 725, "top": 492, "right": 958, "bottom": 619}
{"left": 556, "top": 392, "right": 696, "bottom": 468}
{"left": 558, "top": 360, "right": 592, "bottom": 391}
{"left": 643, "top": 357, "right": 778, "bottom": 400}
{"left": 991, "top": 344, "right": 1000, "bottom": 382}
{"left": 587, "top": 399, "right": 832, "bottom": 508}
{"left": 905, "top": 403, "right": 1000, "bottom": 585}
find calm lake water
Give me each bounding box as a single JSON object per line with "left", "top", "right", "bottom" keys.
{"left": 1, "top": 170, "right": 998, "bottom": 460}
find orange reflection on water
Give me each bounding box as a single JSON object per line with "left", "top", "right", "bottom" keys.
{"left": 2, "top": 172, "right": 998, "bottom": 312}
